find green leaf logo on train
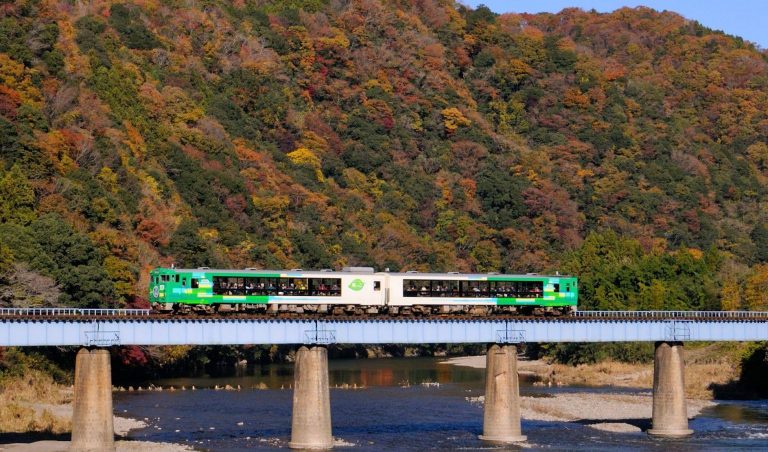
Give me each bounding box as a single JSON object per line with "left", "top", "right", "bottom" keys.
{"left": 348, "top": 279, "right": 365, "bottom": 291}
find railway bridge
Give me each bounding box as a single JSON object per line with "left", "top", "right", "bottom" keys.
{"left": 2, "top": 308, "right": 768, "bottom": 450}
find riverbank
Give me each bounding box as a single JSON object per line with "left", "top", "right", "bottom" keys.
{"left": 0, "top": 370, "right": 191, "bottom": 451}
{"left": 0, "top": 412, "right": 192, "bottom": 452}
{"left": 441, "top": 348, "right": 739, "bottom": 400}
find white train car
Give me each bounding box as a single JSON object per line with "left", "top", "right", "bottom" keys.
{"left": 386, "top": 272, "right": 575, "bottom": 315}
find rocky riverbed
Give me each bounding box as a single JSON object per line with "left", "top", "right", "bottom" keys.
{"left": 443, "top": 355, "right": 718, "bottom": 433}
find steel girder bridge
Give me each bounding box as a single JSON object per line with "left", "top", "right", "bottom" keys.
{"left": 1, "top": 309, "right": 767, "bottom": 346}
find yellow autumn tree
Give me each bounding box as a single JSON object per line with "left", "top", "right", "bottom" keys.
{"left": 441, "top": 107, "right": 471, "bottom": 134}
{"left": 104, "top": 256, "right": 137, "bottom": 302}
{"left": 744, "top": 264, "right": 768, "bottom": 311}
{"left": 0, "top": 54, "right": 43, "bottom": 108}
{"left": 287, "top": 147, "right": 324, "bottom": 182}
{"left": 720, "top": 279, "right": 742, "bottom": 311}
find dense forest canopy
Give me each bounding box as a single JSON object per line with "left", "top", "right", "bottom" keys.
{"left": 1, "top": 0, "right": 768, "bottom": 311}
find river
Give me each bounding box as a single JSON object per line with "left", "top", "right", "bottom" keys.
{"left": 114, "top": 357, "right": 768, "bottom": 450}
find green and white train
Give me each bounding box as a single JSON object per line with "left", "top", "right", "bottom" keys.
{"left": 149, "top": 267, "right": 578, "bottom": 316}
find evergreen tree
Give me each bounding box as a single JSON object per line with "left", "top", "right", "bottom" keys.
{"left": 751, "top": 223, "right": 768, "bottom": 263}
{"left": 0, "top": 164, "right": 36, "bottom": 225}
{"left": 167, "top": 220, "right": 218, "bottom": 268}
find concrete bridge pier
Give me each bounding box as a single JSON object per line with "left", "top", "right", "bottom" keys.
{"left": 479, "top": 343, "right": 526, "bottom": 443}
{"left": 289, "top": 345, "right": 333, "bottom": 449}
{"left": 648, "top": 341, "right": 693, "bottom": 438}
{"left": 71, "top": 348, "right": 115, "bottom": 451}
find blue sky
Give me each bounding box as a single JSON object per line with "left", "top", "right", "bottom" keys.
{"left": 461, "top": 1, "right": 767, "bottom": 49}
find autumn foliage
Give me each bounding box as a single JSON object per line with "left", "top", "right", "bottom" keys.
{"left": 0, "top": 1, "right": 766, "bottom": 311}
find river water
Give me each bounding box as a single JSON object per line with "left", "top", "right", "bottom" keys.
{"left": 114, "top": 357, "right": 768, "bottom": 450}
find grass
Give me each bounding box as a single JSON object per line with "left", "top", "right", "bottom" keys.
{"left": 538, "top": 342, "right": 748, "bottom": 399}
{"left": 0, "top": 369, "right": 71, "bottom": 433}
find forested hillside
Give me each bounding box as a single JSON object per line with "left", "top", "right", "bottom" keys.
{"left": 1, "top": 0, "right": 768, "bottom": 311}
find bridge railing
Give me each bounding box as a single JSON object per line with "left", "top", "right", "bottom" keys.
{"left": 0, "top": 308, "right": 152, "bottom": 317}
{"left": 574, "top": 310, "right": 768, "bottom": 319}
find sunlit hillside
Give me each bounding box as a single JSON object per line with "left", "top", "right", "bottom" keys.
{"left": 1, "top": 0, "right": 767, "bottom": 310}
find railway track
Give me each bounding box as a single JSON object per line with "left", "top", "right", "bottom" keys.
{"left": 1, "top": 308, "right": 768, "bottom": 322}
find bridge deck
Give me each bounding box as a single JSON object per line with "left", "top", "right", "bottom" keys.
{"left": 1, "top": 314, "right": 767, "bottom": 346}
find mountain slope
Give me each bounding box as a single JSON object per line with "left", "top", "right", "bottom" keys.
{"left": 1, "top": 0, "right": 767, "bottom": 310}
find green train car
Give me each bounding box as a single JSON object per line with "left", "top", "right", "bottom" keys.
{"left": 149, "top": 267, "right": 578, "bottom": 315}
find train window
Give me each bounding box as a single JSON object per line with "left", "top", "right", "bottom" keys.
{"left": 214, "top": 277, "right": 248, "bottom": 295}
{"left": 433, "top": 280, "right": 456, "bottom": 297}
{"left": 446, "top": 280, "right": 460, "bottom": 296}
{"left": 161, "top": 275, "right": 170, "bottom": 282}
{"left": 462, "top": 281, "right": 490, "bottom": 297}
{"left": 374, "top": 281, "right": 381, "bottom": 291}
{"left": 285, "top": 278, "right": 309, "bottom": 295}
{"left": 522, "top": 281, "right": 543, "bottom": 298}
{"left": 554, "top": 284, "right": 560, "bottom": 293}
{"left": 403, "top": 279, "right": 484, "bottom": 298}
{"left": 182, "top": 278, "right": 186, "bottom": 286}
{"left": 404, "top": 280, "right": 429, "bottom": 297}
{"left": 309, "top": 278, "right": 341, "bottom": 296}
{"left": 485, "top": 281, "right": 545, "bottom": 298}
{"left": 191, "top": 278, "right": 199, "bottom": 289}
{"left": 490, "top": 281, "right": 513, "bottom": 297}
{"left": 175, "top": 275, "right": 180, "bottom": 283}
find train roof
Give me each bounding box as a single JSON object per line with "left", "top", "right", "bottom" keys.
{"left": 152, "top": 268, "right": 574, "bottom": 278}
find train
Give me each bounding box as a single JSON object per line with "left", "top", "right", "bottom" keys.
{"left": 148, "top": 267, "right": 578, "bottom": 316}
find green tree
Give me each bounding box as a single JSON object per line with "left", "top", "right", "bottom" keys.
{"left": 30, "top": 214, "right": 115, "bottom": 307}
{"left": 167, "top": 220, "right": 218, "bottom": 268}
{"left": 0, "top": 164, "right": 36, "bottom": 225}
{"left": 751, "top": 223, "right": 768, "bottom": 263}
{"left": 0, "top": 242, "right": 13, "bottom": 282}
{"left": 476, "top": 159, "right": 529, "bottom": 229}
{"left": 109, "top": 4, "right": 161, "bottom": 50}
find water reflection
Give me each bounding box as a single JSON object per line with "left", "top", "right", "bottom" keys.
{"left": 706, "top": 402, "right": 768, "bottom": 424}
{"left": 154, "top": 357, "right": 486, "bottom": 391}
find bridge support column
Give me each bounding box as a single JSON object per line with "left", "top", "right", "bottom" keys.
{"left": 289, "top": 345, "right": 333, "bottom": 449}
{"left": 479, "top": 344, "right": 526, "bottom": 443}
{"left": 71, "top": 348, "right": 115, "bottom": 451}
{"left": 648, "top": 341, "right": 693, "bottom": 438}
